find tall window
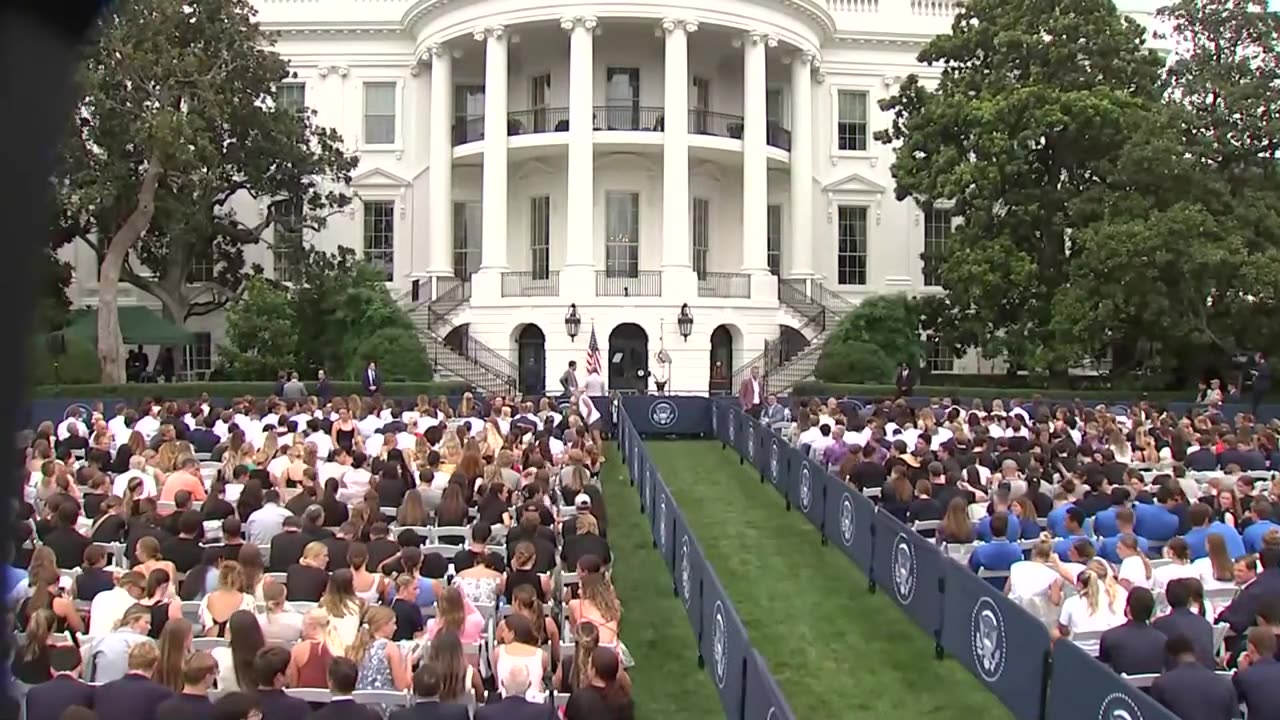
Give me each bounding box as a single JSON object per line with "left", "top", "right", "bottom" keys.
{"left": 277, "top": 83, "right": 306, "bottom": 118}
{"left": 183, "top": 332, "right": 213, "bottom": 375}
{"left": 455, "top": 85, "right": 485, "bottom": 143}
{"left": 691, "top": 77, "right": 711, "bottom": 133}
{"left": 188, "top": 250, "right": 216, "bottom": 283}
{"left": 927, "top": 337, "right": 956, "bottom": 373}
{"left": 767, "top": 205, "right": 783, "bottom": 277}
{"left": 836, "top": 206, "right": 867, "bottom": 285}
{"left": 273, "top": 198, "right": 304, "bottom": 283}
{"left": 452, "top": 202, "right": 481, "bottom": 280}
{"left": 691, "top": 198, "right": 710, "bottom": 279}
{"left": 529, "top": 196, "right": 550, "bottom": 280}
{"left": 529, "top": 74, "right": 551, "bottom": 132}
{"left": 363, "top": 82, "right": 397, "bottom": 145}
{"left": 766, "top": 88, "right": 786, "bottom": 125}
{"left": 605, "top": 68, "right": 640, "bottom": 130}
{"left": 363, "top": 200, "right": 395, "bottom": 281}
{"left": 605, "top": 191, "right": 639, "bottom": 278}
{"left": 837, "top": 90, "right": 868, "bottom": 151}
{"left": 922, "top": 207, "right": 952, "bottom": 287}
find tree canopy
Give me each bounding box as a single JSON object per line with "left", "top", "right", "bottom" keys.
{"left": 55, "top": 0, "right": 357, "bottom": 382}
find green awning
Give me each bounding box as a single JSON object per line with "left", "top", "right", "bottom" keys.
{"left": 65, "top": 306, "right": 196, "bottom": 346}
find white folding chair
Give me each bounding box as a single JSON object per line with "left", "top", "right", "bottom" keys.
{"left": 913, "top": 520, "right": 942, "bottom": 534}
{"left": 286, "top": 688, "right": 332, "bottom": 703}
{"left": 431, "top": 526, "right": 470, "bottom": 545}
{"left": 554, "top": 692, "right": 571, "bottom": 709}
{"left": 862, "top": 487, "right": 882, "bottom": 500}
{"left": 354, "top": 690, "right": 411, "bottom": 707}
{"left": 289, "top": 601, "right": 318, "bottom": 614}
{"left": 1122, "top": 673, "right": 1159, "bottom": 688}
{"left": 420, "top": 544, "right": 457, "bottom": 559}
{"left": 396, "top": 527, "right": 434, "bottom": 542}
{"left": 1070, "top": 630, "right": 1104, "bottom": 656}
{"left": 266, "top": 572, "right": 288, "bottom": 585}
{"left": 192, "top": 637, "right": 229, "bottom": 651}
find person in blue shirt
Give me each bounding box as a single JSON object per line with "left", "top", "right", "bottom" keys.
{"left": 976, "top": 490, "right": 1022, "bottom": 542}
{"left": 1046, "top": 495, "right": 1076, "bottom": 538}
{"left": 1012, "top": 496, "right": 1043, "bottom": 541}
{"left": 1053, "top": 507, "right": 1098, "bottom": 561}
{"left": 1092, "top": 488, "right": 1131, "bottom": 539}
{"left": 1134, "top": 486, "right": 1182, "bottom": 542}
{"left": 1183, "top": 503, "right": 1246, "bottom": 561}
{"left": 1099, "top": 509, "right": 1150, "bottom": 563}
{"left": 969, "top": 513, "right": 1025, "bottom": 589}
{"left": 1242, "top": 499, "right": 1280, "bottom": 555}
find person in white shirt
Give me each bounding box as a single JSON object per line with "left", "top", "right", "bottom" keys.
{"left": 808, "top": 424, "right": 836, "bottom": 458}
{"left": 244, "top": 490, "right": 294, "bottom": 546}
{"left": 1116, "top": 536, "right": 1154, "bottom": 590}
{"left": 1053, "top": 564, "right": 1126, "bottom": 655}
{"left": 305, "top": 424, "right": 334, "bottom": 460}
{"left": 134, "top": 406, "right": 162, "bottom": 443}
{"left": 112, "top": 455, "right": 158, "bottom": 499}
{"left": 319, "top": 449, "right": 352, "bottom": 484}
{"left": 1152, "top": 537, "right": 1200, "bottom": 592}
{"left": 1191, "top": 534, "right": 1238, "bottom": 590}
{"left": 57, "top": 410, "right": 88, "bottom": 442}
{"left": 338, "top": 454, "right": 373, "bottom": 504}
{"left": 576, "top": 391, "right": 603, "bottom": 447}
{"left": 583, "top": 371, "right": 606, "bottom": 397}
{"left": 88, "top": 571, "right": 147, "bottom": 637}
{"left": 1007, "top": 541, "right": 1063, "bottom": 626}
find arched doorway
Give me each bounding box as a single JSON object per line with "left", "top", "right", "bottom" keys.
{"left": 443, "top": 324, "right": 471, "bottom": 355}
{"left": 778, "top": 325, "right": 809, "bottom": 365}
{"left": 608, "top": 323, "right": 649, "bottom": 393}
{"left": 516, "top": 324, "right": 546, "bottom": 396}
{"left": 709, "top": 325, "right": 735, "bottom": 394}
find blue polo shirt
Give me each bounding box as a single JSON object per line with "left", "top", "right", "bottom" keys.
{"left": 1093, "top": 507, "right": 1122, "bottom": 538}
{"left": 1053, "top": 533, "right": 1098, "bottom": 562}
{"left": 1047, "top": 503, "right": 1075, "bottom": 538}
{"left": 968, "top": 540, "right": 1024, "bottom": 589}
{"left": 1243, "top": 520, "right": 1280, "bottom": 554}
{"left": 1184, "top": 522, "right": 1246, "bottom": 560}
{"left": 1133, "top": 502, "right": 1180, "bottom": 542}
{"left": 1099, "top": 533, "right": 1150, "bottom": 564}
{"left": 976, "top": 513, "right": 1022, "bottom": 542}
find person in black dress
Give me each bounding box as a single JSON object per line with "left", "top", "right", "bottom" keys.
{"left": 44, "top": 502, "right": 90, "bottom": 570}
{"left": 74, "top": 544, "right": 116, "bottom": 601}
{"left": 285, "top": 542, "right": 331, "bottom": 602}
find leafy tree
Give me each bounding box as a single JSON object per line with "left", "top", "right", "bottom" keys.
{"left": 815, "top": 341, "right": 895, "bottom": 385}
{"left": 826, "top": 294, "right": 927, "bottom": 370}
{"left": 877, "top": 0, "right": 1165, "bottom": 373}
{"left": 219, "top": 276, "right": 298, "bottom": 381}
{"left": 55, "top": 0, "right": 356, "bottom": 383}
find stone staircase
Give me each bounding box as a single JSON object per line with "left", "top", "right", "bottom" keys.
{"left": 731, "top": 278, "right": 853, "bottom": 395}
{"left": 401, "top": 279, "right": 519, "bottom": 397}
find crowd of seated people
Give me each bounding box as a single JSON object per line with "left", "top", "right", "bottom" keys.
{"left": 6, "top": 389, "right": 637, "bottom": 720}
{"left": 783, "top": 395, "right": 1280, "bottom": 719}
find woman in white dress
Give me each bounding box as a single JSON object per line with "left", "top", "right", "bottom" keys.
{"left": 1193, "top": 534, "right": 1238, "bottom": 591}
{"left": 493, "top": 614, "right": 549, "bottom": 703}
{"left": 1052, "top": 563, "right": 1125, "bottom": 655}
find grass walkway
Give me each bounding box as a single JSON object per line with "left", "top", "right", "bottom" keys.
{"left": 600, "top": 445, "right": 722, "bottom": 718}
{"left": 647, "top": 440, "right": 1013, "bottom": 720}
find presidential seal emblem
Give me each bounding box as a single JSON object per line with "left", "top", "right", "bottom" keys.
{"left": 768, "top": 440, "right": 779, "bottom": 484}
{"left": 840, "top": 495, "right": 855, "bottom": 546}
{"left": 1097, "top": 693, "right": 1143, "bottom": 720}
{"left": 679, "top": 536, "right": 691, "bottom": 608}
{"left": 799, "top": 464, "right": 813, "bottom": 512}
{"left": 746, "top": 423, "right": 755, "bottom": 462}
{"left": 657, "top": 492, "right": 668, "bottom": 553}
{"left": 970, "top": 596, "right": 1006, "bottom": 682}
{"left": 891, "top": 533, "right": 917, "bottom": 604}
{"left": 649, "top": 399, "right": 678, "bottom": 429}
{"left": 712, "top": 601, "right": 728, "bottom": 689}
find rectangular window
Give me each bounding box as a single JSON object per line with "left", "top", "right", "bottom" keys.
{"left": 530, "top": 74, "right": 551, "bottom": 132}
{"left": 452, "top": 202, "right": 482, "bottom": 280}
{"left": 922, "top": 207, "right": 952, "bottom": 287}
{"left": 691, "top": 77, "right": 711, "bottom": 133}
{"left": 767, "top": 204, "right": 783, "bottom": 277}
{"left": 188, "top": 254, "right": 216, "bottom": 283}
{"left": 277, "top": 83, "right": 306, "bottom": 118}
{"left": 363, "top": 200, "right": 395, "bottom": 281}
{"left": 927, "top": 338, "right": 956, "bottom": 373}
{"left": 273, "top": 198, "right": 304, "bottom": 283}
{"left": 454, "top": 85, "right": 485, "bottom": 143}
{"left": 767, "top": 88, "right": 786, "bottom": 125}
{"left": 363, "top": 82, "right": 397, "bottom": 145}
{"left": 836, "top": 205, "right": 867, "bottom": 285}
{"left": 691, "top": 198, "right": 710, "bottom": 280}
{"left": 605, "top": 67, "right": 641, "bottom": 130}
{"left": 605, "top": 191, "right": 640, "bottom": 278}
{"left": 183, "top": 332, "right": 213, "bottom": 375}
{"left": 529, "top": 196, "right": 551, "bottom": 280}
{"left": 837, "top": 90, "right": 868, "bottom": 152}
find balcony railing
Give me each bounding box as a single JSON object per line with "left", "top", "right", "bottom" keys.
{"left": 689, "top": 110, "right": 744, "bottom": 139}
{"left": 508, "top": 108, "right": 570, "bottom": 135}
{"left": 697, "top": 272, "right": 751, "bottom": 299}
{"left": 501, "top": 271, "right": 560, "bottom": 297}
{"left": 453, "top": 114, "right": 485, "bottom": 145}
{"left": 596, "top": 271, "right": 662, "bottom": 297}
{"left": 767, "top": 121, "right": 791, "bottom": 151}
{"left": 593, "top": 105, "right": 664, "bottom": 132}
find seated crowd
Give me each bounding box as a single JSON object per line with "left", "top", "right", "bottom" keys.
{"left": 6, "top": 389, "right": 636, "bottom": 720}
{"left": 782, "top": 394, "right": 1280, "bottom": 720}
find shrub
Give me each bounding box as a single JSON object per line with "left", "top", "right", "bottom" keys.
{"left": 30, "top": 334, "right": 101, "bottom": 385}
{"left": 826, "top": 294, "right": 926, "bottom": 370}
{"left": 814, "top": 341, "right": 895, "bottom": 385}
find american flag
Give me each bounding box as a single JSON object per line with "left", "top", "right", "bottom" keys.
{"left": 586, "top": 324, "right": 602, "bottom": 375}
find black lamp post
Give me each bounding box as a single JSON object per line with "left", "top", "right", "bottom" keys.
{"left": 677, "top": 303, "right": 694, "bottom": 341}
{"left": 565, "top": 303, "right": 582, "bottom": 341}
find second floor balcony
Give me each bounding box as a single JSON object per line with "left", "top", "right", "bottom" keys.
{"left": 452, "top": 108, "right": 792, "bottom": 152}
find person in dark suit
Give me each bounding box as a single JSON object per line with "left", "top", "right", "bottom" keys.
{"left": 1234, "top": 626, "right": 1280, "bottom": 718}
{"left": 1099, "top": 588, "right": 1167, "bottom": 676}
{"left": 894, "top": 362, "right": 916, "bottom": 399}
{"left": 253, "top": 646, "right": 312, "bottom": 720}
{"left": 1151, "top": 635, "right": 1237, "bottom": 720}
{"left": 94, "top": 642, "right": 175, "bottom": 720}
{"left": 24, "top": 645, "right": 95, "bottom": 720}
{"left": 1219, "top": 547, "right": 1280, "bottom": 634}
{"left": 268, "top": 516, "right": 309, "bottom": 573}
{"left": 1153, "top": 578, "right": 1217, "bottom": 669}
{"left": 388, "top": 664, "right": 470, "bottom": 720}
{"left": 1251, "top": 352, "right": 1271, "bottom": 418}
{"left": 475, "top": 665, "right": 557, "bottom": 720}
{"left": 316, "top": 369, "right": 334, "bottom": 403}
{"left": 187, "top": 415, "right": 221, "bottom": 455}
{"left": 362, "top": 361, "right": 381, "bottom": 396}
{"left": 155, "top": 650, "right": 217, "bottom": 720}
{"left": 311, "top": 657, "right": 379, "bottom": 720}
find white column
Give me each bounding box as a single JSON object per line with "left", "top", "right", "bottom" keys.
{"left": 661, "top": 18, "right": 696, "bottom": 274}
{"left": 562, "top": 15, "right": 597, "bottom": 271}
{"left": 788, "top": 51, "right": 815, "bottom": 277}
{"left": 741, "top": 31, "right": 773, "bottom": 274}
{"left": 478, "top": 26, "right": 509, "bottom": 271}
{"left": 426, "top": 45, "right": 454, "bottom": 277}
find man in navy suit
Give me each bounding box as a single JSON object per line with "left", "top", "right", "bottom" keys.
{"left": 310, "top": 658, "right": 379, "bottom": 720}
{"left": 475, "top": 665, "right": 556, "bottom": 720}
{"left": 253, "top": 646, "right": 311, "bottom": 720}
{"left": 25, "top": 645, "right": 94, "bottom": 720}
{"left": 93, "top": 642, "right": 174, "bottom": 720}
{"left": 362, "top": 360, "right": 381, "bottom": 395}
{"left": 388, "top": 664, "right": 470, "bottom": 720}
{"left": 1219, "top": 547, "right": 1280, "bottom": 635}
{"left": 1234, "top": 626, "right": 1280, "bottom": 718}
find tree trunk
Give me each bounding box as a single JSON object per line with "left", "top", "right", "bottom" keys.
{"left": 157, "top": 294, "right": 189, "bottom": 379}
{"left": 97, "top": 161, "right": 164, "bottom": 384}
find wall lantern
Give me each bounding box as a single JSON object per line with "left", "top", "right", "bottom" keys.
{"left": 565, "top": 303, "right": 582, "bottom": 341}
{"left": 677, "top": 303, "right": 694, "bottom": 341}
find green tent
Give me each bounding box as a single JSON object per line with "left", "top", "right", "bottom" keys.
{"left": 64, "top": 306, "right": 195, "bottom": 346}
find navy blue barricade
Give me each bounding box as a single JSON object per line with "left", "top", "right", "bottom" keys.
{"left": 673, "top": 509, "right": 704, "bottom": 648}
{"left": 1047, "top": 640, "right": 1179, "bottom": 720}
{"left": 765, "top": 430, "right": 788, "bottom": 498}
{"left": 742, "top": 649, "right": 796, "bottom": 720}
{"left": 711, "top": 399, "right": 724, "bottom": 444}
{"left": 741, "top": 412, "right": 758, "bottom": 470}
{"left": 872, "top": 509, "right": 944, "bottom": 639}
{"left": 752, "top": 421, "right": 770, "bottom": 480}
{"left": 789, "top": 455, "right": 828, "bottom": 535}
{"left": 822, "top": 474, "right": 876, "bottom": 575}
{"left": 941, "top": 561, "right": 1050, "bottom": 720}
{"left": 592, "top": 396, "right": 614, "bottom": 436}
{"left": 621, "top": 395, "right": 708, "bottom": 436}
{"left": 700, "top": 570, "right": 747, "bottom": 720}
{"left": 727, "top": 404, "right": 740, "bottom": 453}
{"left": 653, "top": 479, "right": 676, "bottom": 575}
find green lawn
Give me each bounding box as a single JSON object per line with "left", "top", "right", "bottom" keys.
{"left": 600, "top": 445, "right": 722, "bottom": 719}
{"left": 646, "top": 440, "right": 1013, "bottom": 720}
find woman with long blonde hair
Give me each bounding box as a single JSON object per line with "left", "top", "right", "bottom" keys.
{"left": 428, "top": 629, "right": 483, "bottom": 709}
{"left": 286, "top": 608, "right": 333, "bottom": 688}
{"left": 348, "top": 605, "right": 411, "bottom": 698}
{"left": 1052, "top": 567, "right": 1124, "bottom": 655}
{"left": 458, "top": 392, "right": 477, "bottom": 418}
{"left": 439, "top": 430, "right": 463, "bottom": 467}
{"left": 199, "top": 561, "right": 255, "bottom": 638}
{"left": 1193, "top": 533, "right": 1237, "bottom": 590}
{"left": 318, "top": 568, "right": 363, "bottom": 655}
{"left": 1115, "top": 535, "right": 1153, "bottom": 590}
{"left": 568, "top": 572, "right": 622, "bottom": 646}
{"left": 427, "top": 585, "right": 485, "bottom": 645}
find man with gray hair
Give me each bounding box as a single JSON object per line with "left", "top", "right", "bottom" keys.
{"left": 475, "top": 663, "right": 556, "bottom": 720}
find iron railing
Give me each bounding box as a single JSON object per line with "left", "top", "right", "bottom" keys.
{"left": 453, "top": 114, "right": 485, "bottom": 145}
{"left": 508, "top": 108, "right": 571, "bottom": 135}
{"left": 501, "top": 271, "right": 560, "bottom": 297}
{"left": 689, "top": 110, "right": 744, "bottom": 139}
{"left": 425, "top": 278, "right": 472, "bottom": 325}
{"left": 767, "top": 121, "right": 792, "bottom": 152}
{"left": 778, "top": 278, "right": 821, "bottom": 318}
{"left": 593, "top": 105, "right": 664, "bottom": 132}
{"left": 730, "top": 308, "right": 829, "bottom": 392}
{"left": 432, "top": 326, "right": 519, "bottom": 394}
{"left": 697, "top": 272, "right": 751, "bottom": 299}
{"left": 812, "top": 279, "right": 855, "bottom": 314}
{"left": 595, "top": 271, "right": 662, "bottom": 297}
{"left": 414, "top": 278, "right": 519, "bottom": 394}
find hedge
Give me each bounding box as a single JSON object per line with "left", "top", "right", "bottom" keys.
{"left": 31, "top": 381, "right": 471, "bottom": 400}
{"left": 789, "top": 381, "right": 1197, "bottom": 402}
